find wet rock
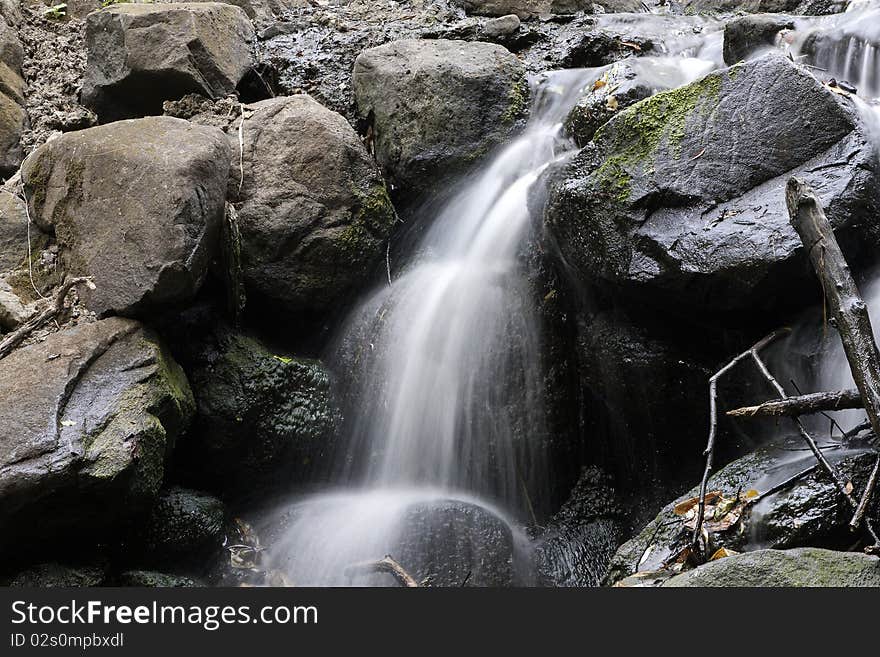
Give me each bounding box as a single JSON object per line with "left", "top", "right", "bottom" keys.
{"left": 7, "top": 563, "right": 106, "bottom": 587}
{"left": 394, "top": 499, "right": 521, "bottom": 587}
{"left": 353, "top": 39, "right": 528, "bottom": 202}
{"left": 179, "top": 325, "right": 337, "bottom": 491}
{"left": 116, "top": 570, "right": 201, "bottom": 587}
{"left": 453, "top": 1, "right": 642, "bottom": 18}
{"left": 723, "top": 14, "right": 795, "bottom": 65}
{"left": 127, "top": 487, "right": 225, "bottom": 565}
{"left": 682, "top": 1, "right": 846, "bottom": 15}
{"left": 534, "top": 467, "right": 624, "bottom": 587}
{"left": 663, "top": 548, "right": 880, "bottom": 586}
{"left": 81, "top": 3, "right": 255, "bottom": 121}
{"left": 564, "top": 61, "right": 653, "bottom": 146}
{"left": 0, "top": 318, "right": 195, "bottom": 556}
{"left": 232, "top": 95, "right": 396, "bottom": 317}
{"left": 21, "top": 117, "right": 231, "bottom": 317}
{"left": 605, "top": 441, "right": 880, "bottom": 584}
{"left": 545, "top": 55, "right": 880, "bottom": 314}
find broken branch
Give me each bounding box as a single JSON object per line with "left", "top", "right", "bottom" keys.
{"left": 726, "top": 389, "right": 862, "bottom": 418}
{"left": 344, "top": 555, "right": 419, "bottom": 587}
{"left": 0, "top": 277, "right": 94, "bottom": 361}
{"left": 787, "top": 177, "right": 880, "bottom": 541}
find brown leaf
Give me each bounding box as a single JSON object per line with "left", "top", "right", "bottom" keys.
{"left": 674, "top": 490, "right": 721, "bottom": 516}
{"left": 709, "top": 547, "right": 739, "bottom": 561}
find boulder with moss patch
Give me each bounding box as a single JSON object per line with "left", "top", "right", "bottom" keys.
{"left": 545, "top": 54, "right": 880, "bottom": 314}
{"left": 0, "top": 14, "right": 25, "bottom": 177}
{"left": 21, "top": 117, "right": 231, "bottom": 318}
{"left": 0, "top": 318, "right": 195, "bottom": 556}
{"left": 233, "top": 95, "right": 396, "bottom": 317}
{"left": 353, "top": 39, "right": 528, "bottom": 202}
{"left": 82, "top": 3, "right": 255, "bottom": 121}
{"left": 663, "top": 547, "right": 880, "bottom": 587}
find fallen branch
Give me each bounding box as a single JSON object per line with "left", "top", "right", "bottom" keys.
{"left": 787, "top": 177, "right": 880, "bottom": 542}
{"left": 344, "top": 555, "right": 418, "bottom": 587}
{"left": 692, "top": 328, "right": 790, "bottom": 553}
{"left": 727, "top": 389, "right": 862, "bottom": 418}
{"left": 0, "top": 276, "right": 94, "bottom": 360}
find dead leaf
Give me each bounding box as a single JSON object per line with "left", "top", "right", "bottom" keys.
{"left": 845, "top": 481, "right": 854, "bottom": 495}
{"left": 709, "top": 547, "right": 739, "bottom": 561}
{"left": 743, "top": 489, "right": 759, "bottom": 499}
{"left": 606, "top": 95, "right": 619, "bottom": 111}
{"left": 592, "top": 79, "right": 607, "bottom": 91}
{"left": 674, "top": 490, "right": 721, "bottom": 516}
{"left": 620, "top": 41, "right": 642, "bottom": 51}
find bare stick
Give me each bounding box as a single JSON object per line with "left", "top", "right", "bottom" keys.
{"left": 0, "top": 277, "right": 94, "bottom": 360}
{"left": 787, "top": 177, "right": 880, "bottom": 540}
{"left": 344, "top": 555, "right": 418, "bottom": 587}
{"left": 726, "top": 389, "right": 862, "bottom": 418}
{"left": 692, "top": 328, "right": 790, "bottom": 553}
{"left": 851, "top": 455, "right": 880, "bottom": 532}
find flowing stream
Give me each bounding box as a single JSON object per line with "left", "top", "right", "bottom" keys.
{"left": 267, "top": 1, "right": 880, "bottom": 586}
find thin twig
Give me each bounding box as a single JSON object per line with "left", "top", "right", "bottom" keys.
{"left": 237, "top": 103, "right": 246, "bottom": 196}
{"left": 344, "top": 555, "right": 418, "bottom": 587}
{"left": 0, "top": 276, "right": 94, "bottom": 360}
{"left": 18, "top": 179, "right": 46, "bottom": 300}
{"left": 753, "top": 464, "right": 820, "bottom": 502}
{"left": 851, "top": 454, "right": 880, "bottom": 531}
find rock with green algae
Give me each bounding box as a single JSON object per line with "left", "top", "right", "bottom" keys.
{"left": 545, "top": 54, "right": 880, "bottom": 314}
{"left": 604, "top": 439, "right": 880, "bottom": 585}
{"left": 21, "top": 117, "right": 231, "bottom": 318}
{"left": 0, "top": 317, "right": 195, "bottom": 556}
{"left": 663, "top": 548, "right": 880, "bottom": 587}
{"left": 126, "top": 487, "right": 225, "bottom": 565}
{"left": 178, "top": 325, "right": 338, "bottom": 491}
{"left": 231, "top": 94, "right": 397, "bottom": 318}
{"left": 353, "top": 39, "right": 528, "bottom": 203}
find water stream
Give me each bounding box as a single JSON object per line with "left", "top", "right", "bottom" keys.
{"left": 266, "top": 1, "right": 880, "bottom": 586}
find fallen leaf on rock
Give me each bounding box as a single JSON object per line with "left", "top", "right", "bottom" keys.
{"left": 845, "top": 481, "right": 854, "bottom": 495}
{"left": 606, "top": 95, "right": 619, "bottom": 111}
{"left": 674, "top": 490, "right": 721, "bottom": 516}
{"left": 709, "top": 547, "right": 739, "bottom": 561}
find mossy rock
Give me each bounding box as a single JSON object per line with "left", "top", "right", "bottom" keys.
{"left": 115, "top": 570, "right": 202, "bottom": 587}
{"left": 7, "top": 563, "right": 106, "bottom": 587}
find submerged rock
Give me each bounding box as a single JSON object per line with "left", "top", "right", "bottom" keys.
{"left": 534, "top": 467, "right": 624, "bottom": 587}
{"left": 663, "top": 547, "right": 880, "bottom": 586}
{"left": 546, "top": 54, "right": 880, "bottom": 314}
{"left": 233, "top": 95, "right": 396, "bottom": 318}
{"left": 115, "top": 570, "right": 201, "bottom": 587}
{"left": 723, "top": 14, "right": 795, "bottom": 65}
{"left": 353, "top": 39, "right": 528, "bottom": 202}
{"left": 0, "top": 318, "right": 195, "bottom": 556}
{"left": 179, "top": 324, "right": 337, "bottom": 491}
{"left": 82, "top": 3, "right": 254, "bottom": 121}
{"left": 605, "top": 440, "right": 880, "bottom": 584}
{"left": 21, "top": 117, "right": 231, "bottom": 317}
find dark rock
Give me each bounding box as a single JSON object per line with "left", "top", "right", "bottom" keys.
{"left": 723, "top": 14, "right": 795, "bottom": 65}
{"left": 180, "top": 325, "right": 337, "bottom": 490}
{"left": 534, "top": 467, "right": 623, "bottom": 587}
{"left": 7, "top": 563, "right": 106, "bottom": 587}
{"left": 116, "top": 570, "right": 201, "bottom": 587}
{"left": 605, "top": 441, "right": 880, "bottom": 584}
{"left": 663, "top": 547, "right": 880, "bottom": 586}
{"left": 232, "top": 95, "right": 396, "bottom": 318}
{"left": 452, "top": 1, "right": 642, "bottom": 18}
{"left": 81, "top": 3, "right": 254, "bottom": 121}
{"left": 127, "top": 487, "right": 225, "bottom": 565}
{"left": 0, "top": 318, "right": 195, "bottom": 556}
{"left": 682, "top": 1, "right": 846, "bottom": 15}
{"left": 545, "top": 55, "right": 880, "bottom": 315}
{"left": 353, "top": 39, "right": 528, "bottom": 202}
{"left": 21, "top": 117, "right": 231, "bottom": 317}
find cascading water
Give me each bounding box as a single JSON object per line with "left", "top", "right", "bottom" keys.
{"left": 267, "top": 41, "right": 725, "bottom": 585}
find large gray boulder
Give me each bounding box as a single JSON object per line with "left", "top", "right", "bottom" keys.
{"left": 353, "top": 39, "right": 528, "bottom": 201}
{"left": 0, "top": 318, "right": 195, "bottom": 554}
{"left": 0, "top": 190, "right": 26, "bottom": 273}
{"left": 82, "top": 3, "right": 255, "bottom": 121}
{"left": 0, "top": 15, "right": 25, "bottom": 176}
{"left": 180, "top": 325, "right": 337, "bottom": 490}
{"left": 545, "top": 55, "right": 880, "bottom": 313}
{"left": 663, "top": 548, "right": 880, "bottom": 586}
{"left": 21, "top": 117, "right": 231, "bottom": 317}
{"left": 233, "top": 95, "right": 396, "bottom": 316}
{"left": 605, "top": 440, "right": 880, "bottom": 584}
